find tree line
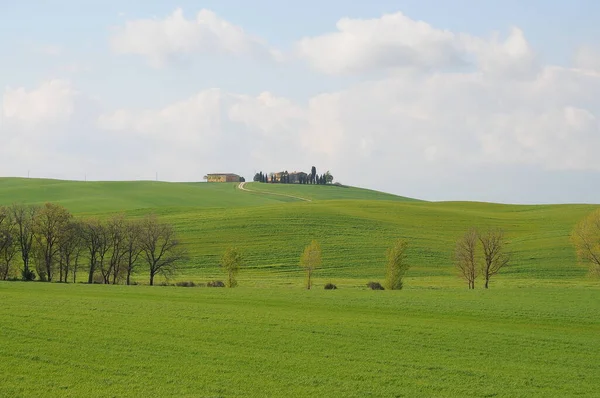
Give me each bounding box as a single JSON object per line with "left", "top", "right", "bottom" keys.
{"left": 253, "top": 166, "right": 334, "bottom": 185}
{"left": 0, "top": 203, "right": 186, "bottom": 285}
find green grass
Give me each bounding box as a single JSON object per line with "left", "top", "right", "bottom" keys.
{"left": 243, "top": 181, "right": 422, "bottom": 202}
{"left": 0, "top": 282, "right": 598, "bottom": 397}
{"left": 1, "top": 178, "right": 599, "bottom": 396}
{"left": 0, "top": 178, "right": 292, "bottom": 213}
{"left": 0, "top": 177, "right": 597, "bottom": 286}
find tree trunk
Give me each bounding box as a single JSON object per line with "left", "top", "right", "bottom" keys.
{"left": 126, "top": 269, "right": 131, "bottom": 285}
{"left": 149, "top": 271, "right": 155, "bottom": 286}
{"left": 484, "top": 278, "right": 489, "bottom": 289}
{"left": 88, "top": 265, "right": 94, "bottom": 284}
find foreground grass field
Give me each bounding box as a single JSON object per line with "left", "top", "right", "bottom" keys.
{"left": 1, "top": 282, "right": 598, "bottom": 397}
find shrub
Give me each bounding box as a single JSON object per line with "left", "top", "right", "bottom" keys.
{"left": 175, "top": 281, "right": 196, "bottom": 287}
{"left": 324, "top": 283, "right": 337, "bottom": 290}
{"left": 21, "top": 269, "right": 36, "bottom": 281}
{"left": 367, "top": 281, "right": 385, "bottom": 290}
{"left": 207, "top": 280, "right": 225, "bottom": 288}
{"left": 158, "top": 281, "right": 171, "bottom": 286}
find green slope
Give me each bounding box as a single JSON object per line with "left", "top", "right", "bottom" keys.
{"left": 0, "top": 177, "right": 597, "bottom": 286}
{"left": 0, "top": 178, "right": 294, "bottom": 213}
{"left": 243, "top": 181, "right": 421, "bottom": 202}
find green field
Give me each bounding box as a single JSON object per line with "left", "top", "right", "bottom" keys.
{"left": 0, "top": 177, "right": 597, "bottom": 286}
{"left": 1, "top": 283, "right": 598, "bottom": 397}
{"left": 0, "top": 177, "right": 599, "bottom": 397}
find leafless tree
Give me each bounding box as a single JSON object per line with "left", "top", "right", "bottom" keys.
{"left": 8, "top": 203, "right": 39, "bottom": 279}
{"left": 34, "top": 203, "right": 72, "bottom": 282}
{"left": 82, "top": 219, "right": 110, "bottom": 284}
{"left": 123, "top": 220, "right": 143, "bottom": 285}
{"left": 455, "top": 228, "right": 479, "bottom": 289}
{"left": 478, "top": 228, "right": 510, "bottom": 288}
{"left": 58, "top": 220, "right": 84, "bottom": 283}
{"left": 139, "top": 215, "right": 186, "bottom": 286}
{"left": 107, "top": 214, "right": 127, "bottom": 284}
{"left": 0, "top": 207, "right": 17, "bottom": 280}
{"left": 572, "top": 209, "right": 600, "bottom": 277}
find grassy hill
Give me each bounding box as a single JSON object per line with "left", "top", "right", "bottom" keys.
{"left": 1, "top": 178, "right": 599, "bottom": 397}
{"left": 0, "top": 177, "right": 597, "bottom": 286}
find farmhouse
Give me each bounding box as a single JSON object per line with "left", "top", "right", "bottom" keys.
{"left": 205, "top": 173, "right": 243, "bottom": 183}
{"left": 289, "top": 171, "right": 308, "bottom": 183}
{"left": 271, "top": 171, "right": 308, "bottom": 184}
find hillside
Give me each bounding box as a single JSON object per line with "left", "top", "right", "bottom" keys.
{"left": 0, "top": 177, "right": 596, "bottom": 286}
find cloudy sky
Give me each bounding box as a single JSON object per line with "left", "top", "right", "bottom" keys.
{"left": 1, "top": 0, "right": 600, "bottom": 204}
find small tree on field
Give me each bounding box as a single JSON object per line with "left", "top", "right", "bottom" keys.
{"left": 300, "top": 240, "right": 321, "bottom": 289}
{"left": 572, "top": 209, "right": 600, "bottom": 277}
{"left": 221, "top": 247, "right": 243, "bottom": 288}
{"left": 455, "top": 228, "right": 478, "bottom": 289}
{"left": 139, "top": 215, "right": 187, "bottom": 286}
{"left": 479, "top": 228, "right": 509, "bottom": 289}
{"left": 385, "top": 239, "right": 409, "bottom": 290}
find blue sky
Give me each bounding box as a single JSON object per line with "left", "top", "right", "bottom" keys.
{"left": 1, "top": 1, "right": 600, "bottom": 203}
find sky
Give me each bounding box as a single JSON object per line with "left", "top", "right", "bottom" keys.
{"left": 1, "top": 0, "right": 600, "bottom": 204}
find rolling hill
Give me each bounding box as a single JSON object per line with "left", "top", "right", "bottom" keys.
{"left": 0, "top": 177, "right": 596, "bottom": 286}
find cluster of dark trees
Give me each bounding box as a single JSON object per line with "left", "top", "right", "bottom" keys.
{"left": 253, "top": 166, "right": 334, "bottom": 185}
{"left": 0, "top": 203, "right": 186, "bottom": 285}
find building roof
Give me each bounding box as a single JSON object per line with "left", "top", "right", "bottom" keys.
{"left": 206, "top": 173, "right": 240, "bottom": 177}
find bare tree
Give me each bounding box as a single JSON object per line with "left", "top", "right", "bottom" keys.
{"left": 299, "top": 240, "right": 322, "bottom": 289}
{"left": 58, "top": 220, "right": 84, "bottom": 283}
{"left": 139, "top": 215, "right": 186, "bottom": 286}
{"left": 82, "top": 219, "right": 110, "bottom": 284}
{"left": 107, "top": 214, "right": 127, "bottom": 284}
{"left": 34, "top": 203, "right": 72, "bottom": 282}
{"left": 385, "top": 239, "right": 410, "bottom": 290}
{"left": 123, "top": 220, "right": 143, "bottom": 285}
{"left": 572, "top": 209, "right": 600, "bottom": 277}
{"left": 479, "top": 228, "right": 509, "bottom": 289}
{"left": 8, "top": 203, "right": 39, "bottom": 280}
{"left": 0, "top": 207, "right": 17, "bottom": 280}
{"left": 455, "top": 228, "right": 478, "bottom": 289}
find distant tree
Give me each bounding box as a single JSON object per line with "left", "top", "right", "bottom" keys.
{"left": 325, "top": 171, "right": 334, "bottom": 184}
{"left": 253, "top": 173, "right": 261, "bottom": 182}
{"left": 107, "top": 214, "right": 127, "bottom": 284}
{"left": 139, "top": 215, "right": 187, "bottom": 286}
{"left": 81, "top": 219, "right": 108, "bottom": 284}
{"left": 385, "top": 239, "right": 410, "bottom": 290}
{"left": 240, "top": 177, "right": 245, "bottom": 183}
{"left": 123, "top": 220, "right": 143, "bottom": 285}
{"left": 300, "top": 240, "right": 322, "bottom": 289}
{"left": 0, "top": 207, "right": 17, "bottom": 280}
{"left": 455, "top": 228, "right": 478, "bottom": 289}
{"left": 572, "top": 209, "right": 600, "bottom": 278}
{"left": 220, "top": 247, "right": 244, "bottom": 288}
{"left": 311, "top": 166, "right": 317, "bottom": 184}
{"left": 9, "top": 203, "right": 39, "bottom": 280}
{"left": 478, "top": 228, "right": 509, "bottom": 288}
{"left": 58, "top": 220, "right": 84, "bottom": 283}
{"left": 34, "top": 203, "right": 72, "bottom": 282}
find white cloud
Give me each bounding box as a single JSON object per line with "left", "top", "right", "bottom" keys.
{"left": 2, "top": 79, "right": 78, "bottom": 129}
{"left": 296, "top": 12, "right": 538, "bottom": 78}
{"left": 95, "top": 63, "right": 600, "bottom": 186}
{"left": 38, "top": 45, "right": 63, "bottom": 56}
{"left": 574, "top": 46, "right": 600, "bottom": 71}
{"left": 3, "top": 11, "right": 600, "bottom": 202}
{"left": 110, "top": 8, "right": 278, "bottom": 67}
